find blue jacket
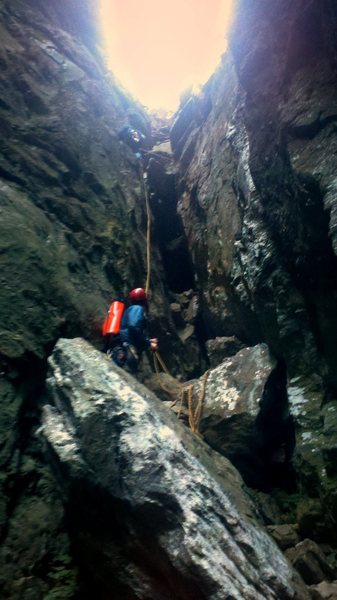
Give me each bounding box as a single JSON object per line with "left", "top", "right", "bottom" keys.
{"left": 120, "top": 305, "right": 150, "bottom": 352}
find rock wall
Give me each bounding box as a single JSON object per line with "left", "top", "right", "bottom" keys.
{"left": 2, "top": 0, "right": 337, "bottom": 597}
{"left": 0, "top": 1, "right": 200, "bottom": 597}
{"left": 42, "top": 337, "right": 309, "bottom": 600}
{"left": 172, "top": 0, "right": 337, "bottom": 536}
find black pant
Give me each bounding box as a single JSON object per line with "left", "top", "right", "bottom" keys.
{"left": 111, "top": 343, "right": 139, "bottom": 373}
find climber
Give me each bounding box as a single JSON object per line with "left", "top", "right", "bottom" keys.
{"left": 110, "top": 287, "right": 158, "bottom": 372}
{"left": 118, "top": 125, "right": 147, "bottom": 158}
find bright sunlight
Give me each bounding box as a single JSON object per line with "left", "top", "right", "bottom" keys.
{"left": 99, "top": 0, "right": 234, "bottom": 111}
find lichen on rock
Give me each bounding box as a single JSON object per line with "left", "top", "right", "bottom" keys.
{"left": 42, "top": 337, "right": 309, "bottom": 600}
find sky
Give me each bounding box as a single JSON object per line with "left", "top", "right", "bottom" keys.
{"left": 99, "top": 0, "right": 234, "bottom": 111}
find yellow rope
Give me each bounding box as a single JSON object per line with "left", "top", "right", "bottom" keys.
{"left": 179, "top": 369, "right": 210, "bottom": 434}
{"left": 187, "top": 384, "right": 195, "bottom": 431}
{"left": 154, "top": 350, "right": 170, "bottom": 375}
{"left": 193, "top": 369, "right": 210, "bottom": 433}
{"left": 140, "top": 164, "right": 172, "bottom": 395}
{"left": 177, "top": 386, "right": 185, "bottom": 416}
{"left": 153, "top": 351, "right": 174, "bottom": 395}
{"left": 152, "top": 346, "right": 210, "bottom": 435}
{"left": 143, "top": 172, "right": 151, "bottom": 296}
{"left": 140, "top": 161, "right": 209, "bottom": 435}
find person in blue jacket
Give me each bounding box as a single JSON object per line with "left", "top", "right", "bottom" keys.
{"left": 111, "top": 287, "right": 158, "bottom": 372}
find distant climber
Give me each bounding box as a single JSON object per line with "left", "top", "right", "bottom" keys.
{"left": 118, "top": 125, "right": 147, "bottom": 158}
{"left": 104, "top": 288, "right": 158, "bottom": 372}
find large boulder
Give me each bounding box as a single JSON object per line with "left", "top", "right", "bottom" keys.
{"left": 42, "top": 337, "right": 309, "bottom": 599}
{"left": 177, "top": 344, "right": 295, "bottom": 490}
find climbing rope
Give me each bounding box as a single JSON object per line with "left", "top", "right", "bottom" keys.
{"left": 140, "top": 161, "right": 174, "bottom": 396}
{"left": 153, "top": 350, "right": 175, "bottom": 395}
{"left": 191, "top": 369, "right": 210, "bottom": 433}
{"left": 139, "top": 158, "right": 209, "bottom": 435}
{"left": 177, "top": 369, "right": 210, "bottom": 434}
{"left": 153, "top": 351, "right": 196, "bottom": 428}
{"left": 141, "top": 168, "right": 151, "bottom": 296}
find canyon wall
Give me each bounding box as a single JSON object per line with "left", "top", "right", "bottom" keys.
{"left": 1, "top": 0, "right": 337, "bottom": 598}
{"left": 0, "top": 1, "right": 198, "bottom": 597}
{"left": 172, "top": 0, "right": 337, "bottom": 533}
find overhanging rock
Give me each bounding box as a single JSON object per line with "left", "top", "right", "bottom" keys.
{"left": 42, "top": 338, "right": 309, "bottom": 599}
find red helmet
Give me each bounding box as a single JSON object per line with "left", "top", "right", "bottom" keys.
{"left": 129, "top": 288, "right": 147, "bottom": 304}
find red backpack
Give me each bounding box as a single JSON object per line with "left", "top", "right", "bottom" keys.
{"left": 102, "top": 300, "right": 125, "bottom": 337}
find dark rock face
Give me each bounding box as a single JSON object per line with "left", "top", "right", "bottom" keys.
{"left": 230, "top": 0, "right": 337, "bottom": 388}
{"left": 1, "top": 0, "right": 337, "bottom": 596}
{"left": 267, "top": 524, "right": 300, "bottom": 551}
{"left": 0, "top": 1, "right": 145, "bottom": 593}
{"left": 172, "top": 0, "right": 337, "bottom": 535}
{"left": 42, "top": 337, "right": 309, "bottom": 600}
{"left": 0, "top": 0, "right": 151, "bottom": 363}
{"left": 309, "top": 580, "right": 337, "bottom": 599}
{"left": 0, "top": 1, "right": 199, "bottom": 596}
{"left": 285, "top": 539, "right": 336, "bottom": 585}
{"left": 147, "top": 151, "right": 195, "bottom": 294}
{"left": 206, "top": 335, "right": 246, "bottom": 367}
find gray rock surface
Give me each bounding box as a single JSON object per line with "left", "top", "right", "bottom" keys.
{"left": 172, "top": 0, "right": 337, "bottom": 539}
{"left": 177, "top": 344, "right": 295, "bottom": 489}
{"left": 206, "top": 335, "right": 246, "bottom": 367}
{"left": 309, "top": 580, "right": 337, "bottom": 600}
{"left": 285, "top": 539, "right": 336, "bottom": 585}
{"left": 0, "top": 2, "right": 201, "bottom": 594}
{"left": 42, "top": 337, "right": 309, "bottom": 600}
{"left": 1, "top": 0, "right": 337, "bottom": 595}
{"left": 199, "top": 344, "right": 275, "bottom": 423}
{"left": 267, "top": 524, "right": 301, "bottom": 551}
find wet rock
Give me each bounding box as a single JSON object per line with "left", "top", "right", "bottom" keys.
{"left": 297, "top": 500, "right": 331, "bottom": 544}
{"left": 0, "top": 0, "right": 200, "bottom": 594}
{"left": 0, "top": 458, "right": 76, "bottom": 600}
{"left": 168, "top": 292, "right": 202, "bottom": 361}
{"left": 267, "top": 524, "right": 301, "bottom": 550}
{"left": 323, "top": 402, "right": 337, "bottom": 440}
{"left": 309, "top": 580, "right": 337, "bottom": 599}
{"left": 177, "top": 322, "right": 195, "bottom": 343}
{"left": 248, "top": 490, "right": 284, "bottom": 526}
{"left": 198, "top": 344, "right": 276, "bottom": 424}
{"left": 147, "top": 154, "right": 176, "bottom": 196}
{"left": 170, "top": 96, "right": 201, "bottom": 157}
{"left": 174, "top": 0, "right": 337, "bottom": 520}
{"left": 285, "top": 539, "right": 336, "bottom": 585}
{"left": 206, "top": 336, "right": 246, "bottom": 367}
{"left": 146, "top": 151, "right": 195, "bottom": 295}
{"left": 170, "top": 302, "right": 185, "bottom": 328}
{"left": 184, "top": 294, "right": 200, "bottom": 323}
{"left": 0, "top": 0, "right": 157, "bottom": 363}
{"left": 184, "top": 344, "right": 295, "bottom": 489}
{"left": 42, "top": 337, "right": 309, "bottom": 600}
{"left": 143, "top": 371, "right": 182, "bottom": 403}
{"left": 2, "top": 0, "right": 337, "bottom": 593}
